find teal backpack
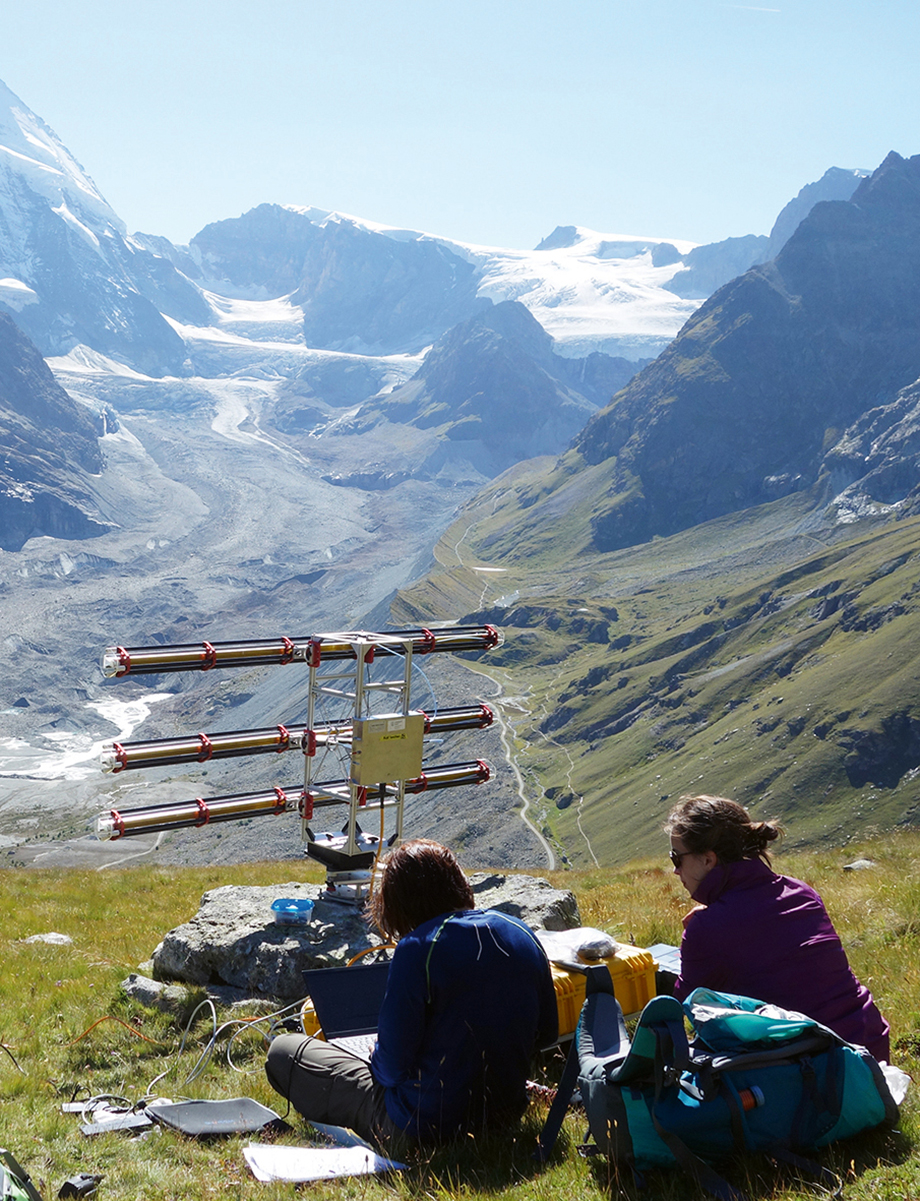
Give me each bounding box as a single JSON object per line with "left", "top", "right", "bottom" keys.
{"left": 537, "top": 966, "right": 899, "bottom": 1200}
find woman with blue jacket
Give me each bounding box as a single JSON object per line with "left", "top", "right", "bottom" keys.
{"left": 266, "top": 839, "right": 557, "bottom": 1147}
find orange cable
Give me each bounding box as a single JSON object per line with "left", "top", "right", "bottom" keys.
{"left": 346, "top": 944, "right": 396, "bottom": 966}
{"left": 65, "top": 1014, "right": 166, "bottom": 1047}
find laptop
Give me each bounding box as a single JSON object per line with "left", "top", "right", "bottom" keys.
{"left": 647, "top": 942, "right": 682, "bottom": 995}
{"left": 146, "top": 1097, "right": 283, "bottom": 1136}
{"left": 302, "top": 961, "right": 391, "bottom": 1059}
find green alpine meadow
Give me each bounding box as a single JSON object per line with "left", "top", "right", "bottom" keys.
{"left": 2, "top": 841, "right": 919, "bottom": 1201}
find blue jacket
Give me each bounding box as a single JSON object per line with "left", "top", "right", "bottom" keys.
{"left": 370, "top": 908, "right": 558, "bottom": 1138}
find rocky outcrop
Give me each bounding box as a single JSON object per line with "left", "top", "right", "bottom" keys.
{"left": 663, "top": 167, "right": 866, "bottom": 300}
{"left": 122, "top": 973, "right": 197, "bottom": 1013}
{"left": 190, "top": 204, "right": 488, "bottom": 354}
{"left": 189, "top": 203, "right": 325, "bottom": 296}
{"left": 469, "top": 600, "right": 619, "bottom": 655}
{"left": 151, "top": 874, "right": 579, "bottom": 999}
{"left": 293, "top": 220, "right": 488, "bottom": 354}
{"left": 322, "top": 468, "right": 412, "bottom": 490}
{"left": 346, "top": 301, "right": 639, "bottom": 479}
{"left": 764, "top": 166, "right": 869, "bottom": 260}
{"left": 467, "top": 872, "right": 580, "bottom": 930}
{"left": 836, "top": 712, "right": 920, "bottom": 788}
{"left": 663, "top": 234, "right": 769, "bottom": 300}
{"left": 0, "top": 312, "right": 108, "bottom": 550}
{"left": 821, "top": 376, "right": 920, "bottom": 516}
{"left": 152, "top": 883, "right": 378, "bottom": 998}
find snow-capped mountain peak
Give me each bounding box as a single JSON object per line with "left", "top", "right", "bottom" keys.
{"left": 0, "top": 76, "right": 211, "bottom": 375}
{"left": 0, "top": 78, "right": 124, "bottom": 237}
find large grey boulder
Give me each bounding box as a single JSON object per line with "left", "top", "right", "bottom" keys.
{"left": 469, "top": 872, "right": 580, "bottom": 931}
{"left": 152, "top": 882, "right": 382, "bottom": 999}
{"left": 151, "top": 874, "right": 579, "bottom": 1000}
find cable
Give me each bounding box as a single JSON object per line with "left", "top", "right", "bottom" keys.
{"left": 222, "top": 1005, "right": 298, "bottom": 1073}
{"left": 345, "top": 945, "right": 396, "bottom": 966}
{"left": 375, "top": 642, "right": 438, "bottom": 718}
{"left": 363, "top": 783, "right": 388, "bottom": 898}
{"left": 65, "top": 1014, "right": 167, "bottom": 1047}
{"left": 79, "top": 1094, "right": 135, "bottom": 1126}
{"left": 60, "top": 997, "right": 316, "bottom": 1134}
{"left": 143, "top": 996, "right": 310, "bottom": 1086}
{"left": 145, "top": 998, "right": 218, "bottom": 1093}
{"left": 221, "top": 999, "right": 308, "bottom": 1073}
{"left": 0, "top": 1042, "right": 25, "bottom": 1074}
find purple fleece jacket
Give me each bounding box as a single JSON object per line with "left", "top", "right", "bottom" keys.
{"left": 674, "top": 857, "right": 890, "bottom": 1062}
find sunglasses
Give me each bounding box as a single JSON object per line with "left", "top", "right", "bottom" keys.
{"left": 669, "top": 849, "right": 689, "bottom": 869}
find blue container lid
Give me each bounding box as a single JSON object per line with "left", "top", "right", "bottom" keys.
{"left": 271, "top": 897, "right": 315, "bottom": 923}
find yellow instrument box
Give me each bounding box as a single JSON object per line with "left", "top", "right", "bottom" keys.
{"left": 301, "top": 998, "right": 324, "bottom": 1039}
{"left": 552, "top": 945, "right": 657, "bottom": 1038}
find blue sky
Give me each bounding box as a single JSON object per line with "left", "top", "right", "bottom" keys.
{"left": 2, "top": 1, "right": 918, "bottom": 250}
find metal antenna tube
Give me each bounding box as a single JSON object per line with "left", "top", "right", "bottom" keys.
{"left": 96, "top": 760, "right": 490, "bottom": 840}
{"left": 344, "top": 641, "right": 371, "bottom": 857}
{"left": 99, "top": 623, "right": 500, "bottom": 896}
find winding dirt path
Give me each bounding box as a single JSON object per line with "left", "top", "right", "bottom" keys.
{"left": 531, "top": 699, "right": 599, "bottom": 867}
{"left": 462, "top": 665, "right": 556, "bottom": 870}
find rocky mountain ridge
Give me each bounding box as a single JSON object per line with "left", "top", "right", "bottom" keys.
{"left": 0, "top": 312, "right": 109, "bottom": 550}
{"left": 469, "top": 152, "right": 920, "bottom": 560}
{"left": 332, "top": 302, "right": 644, "bottom": 481}
{"left": 663, "top": 166, "right": 868, "bottom": 299}
{"left": 0, "top": 80, "right": 205, "bottom": 375}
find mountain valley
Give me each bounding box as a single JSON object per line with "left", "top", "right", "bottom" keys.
{"left": 1, "top": 72, "right": 917, "bottom": 872}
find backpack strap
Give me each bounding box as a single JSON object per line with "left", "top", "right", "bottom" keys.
{"left": 646, "top": 1021, "right": 750, "bottom": 1201}
{"left": 534, "top": 1025, "right": 581, "bottom": 1162}
{"left": 606, "top": 994, "right": 683, "bottom": 1084}
{"left": 535, "top": 964, "right": 619, "bottom": 1162}
{"left": 648, "top": 1115, "right": 750, "bottom": 1200}
{"left": 790, "top": 1051, "right": 842, "bottom": 1146}
{"left": 0, "top": 1150, "right": 43, "bottom": 1201}
{"left": 647, "top": 1114, "right": 749, "bottom": 1201}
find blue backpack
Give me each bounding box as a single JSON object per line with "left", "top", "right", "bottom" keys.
{"left": 537, "top": 966, "right": 899, "bottom": 1200}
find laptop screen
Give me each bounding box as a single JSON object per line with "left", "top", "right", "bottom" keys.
{"left": 302, "top": 962, "right": 391, "bottom": 1039}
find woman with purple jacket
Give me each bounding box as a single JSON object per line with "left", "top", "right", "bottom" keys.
{"left": 666, "top": 795, "right": 890, "bottom": 1062}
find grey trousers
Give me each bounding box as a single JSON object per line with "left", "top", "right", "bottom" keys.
{"left": 265, "top": 1034, "right": 402, "bottom": 1150}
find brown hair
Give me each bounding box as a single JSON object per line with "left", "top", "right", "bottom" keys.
{"left": 367, "top": 839, "right": 474, "bottom": 940}
{"left": 665, "top": 795, "right": 783, "bottom": 865}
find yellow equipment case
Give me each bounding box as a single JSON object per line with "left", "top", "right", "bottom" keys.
{"left": 552, "top": 945, "right": 657, "bottom": 1038}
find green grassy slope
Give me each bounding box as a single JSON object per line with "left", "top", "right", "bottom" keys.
{"left": 393, "top": 483, "right": 920, "bottom": 867}
{"left": 1, "top": 841, "right": 918, "bottom": 1201}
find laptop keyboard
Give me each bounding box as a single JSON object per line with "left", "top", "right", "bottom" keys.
{"left": 330, "top": 1033, "right": 377, "bottom": 1059}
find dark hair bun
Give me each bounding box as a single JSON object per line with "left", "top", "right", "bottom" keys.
{"left": 745, "top": 820, "right": 781, "bottom": 855}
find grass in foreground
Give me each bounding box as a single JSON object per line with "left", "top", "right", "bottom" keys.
{"left": 1, "top": 839, "right": 918, "bottom": 1200}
